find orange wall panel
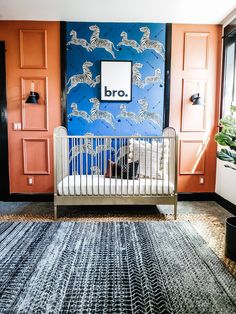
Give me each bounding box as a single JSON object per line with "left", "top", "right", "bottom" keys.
{"left": 0, "top": 21, "right": 61, "bottom": 193}
{"left": 169, "top": 24, "right": 222, "bottom": 192}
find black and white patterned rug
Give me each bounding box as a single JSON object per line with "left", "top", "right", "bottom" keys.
{"left": 0, "top": 221, "right": 235, "bottom": 313}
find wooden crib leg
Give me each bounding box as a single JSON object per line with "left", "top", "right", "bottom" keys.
{"left": 54, "top": 205, "right": 57, "bottom": 221}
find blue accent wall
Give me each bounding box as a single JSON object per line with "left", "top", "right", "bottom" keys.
{"left": 66, "top": 22, "right": 166, "bottom": 136}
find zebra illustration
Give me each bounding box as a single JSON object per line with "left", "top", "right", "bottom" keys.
{"left": 89, "top": 25, "right": 119, "bottom": 59}
{"left": 142, "top": 68, "right": 163, "bottom": 87}
{"left": 69, "top": 137, "right": 115, "bottom": 166}
{"left": 132, "top": 63, "right": 144, "bottom": 88}
{"left": 69, "top": 139, "right": 94, "bottom": 162}
{"left": 68, "top": 103, "right": 92, "bottom": 123}
{"left": 117, "top": 104, "right": 140, "bottom": 123}
{"left": 117, "top": 31, "right": 142, "bottom": 53}
{"left": 89, "top": 98, "right": 116, "bottom": 129}
{"left": 67, "top": 61, "right": 100, "bottom": 93}
{"left": 67, "top": 30, "right": 92, "bottom": 51}
{"left": 94, "top": 138, "right": 115, "bottom": 155}
{"left": 90, "top": 166, "right": 100, "bottom": 175}
{"left": 140, "top": 27, "right": 165, "bottom": 59}
{"left": 137, "top": 98, "right": 162, "bottom": 127}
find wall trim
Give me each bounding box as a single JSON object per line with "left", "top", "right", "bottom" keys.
{"left": 164, "top": 23, "right": 172, "bottom": 128}
{"left": 60, "top": 21, "right": 67, "bottom": 128}
{"left": 0, "top": 41, "right": 10, "bottom": 201}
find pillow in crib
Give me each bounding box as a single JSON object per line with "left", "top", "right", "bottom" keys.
{"left": 105, "top": 160, "right": 116, "bottom": 178}
{"left": 117, "top": 155, "right": 139, "bottom": 179}
{"left": 105, "top": 158, "right": 139, "bottom": 179}
{"left": 128, "top": 139, "right": 169, "bottom": 179}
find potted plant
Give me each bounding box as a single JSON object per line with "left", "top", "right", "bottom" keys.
{"left": 215, "top": 105, "right": 236, "bottom": 261}
{"left": 215, "top": 105, "right": 236, "bottom": 170}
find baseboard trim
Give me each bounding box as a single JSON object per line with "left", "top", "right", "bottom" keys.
{"left": 178, "top": 192, "right": 236, "bottom": 216}
{"left": 215, "top": 194, "right": 236, "bottom": 216}
{"left": 4, "top": 193, "right": 53, "bottom": 202}
{"left": 178, "top": 193, "right": 215, "bottom": 201}
{"left": 7, "top": 193, "right": 214, "bottom": 203}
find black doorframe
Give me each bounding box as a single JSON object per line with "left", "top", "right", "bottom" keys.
{"left": 220, "top": 26, "right": 236, "bottom": 119}
{"left": 0, "top": 41, "right": 10, "bottom": 201}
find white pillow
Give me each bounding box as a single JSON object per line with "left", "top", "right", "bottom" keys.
{"left": 128, "top": 139, "right": 169, "bottom": 179}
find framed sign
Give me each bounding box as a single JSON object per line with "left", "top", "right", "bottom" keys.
{"left": 101, "top": 60, "right": 132, "bottom": 102}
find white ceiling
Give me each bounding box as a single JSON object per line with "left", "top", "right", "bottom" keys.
{"left": 0, "top": 0, "right": 235, "bottom": 24}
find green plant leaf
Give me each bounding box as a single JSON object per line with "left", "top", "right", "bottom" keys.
{"left": 215, "top": 110, "right": 236, "bottom": 166}
{"left": 219, "top": 115, "right": 236, "bottom": 128}
{"left": 215, "top": 132, "right": 236, "bottom": 146}
{"left": 217, "top": 149, "right": 236, "bottom": 164}
{"left": 222, "top": 126, "right": 236, "bottom": 137}
{"left": 231, "top": 105, "right": 236, "bottom": 113}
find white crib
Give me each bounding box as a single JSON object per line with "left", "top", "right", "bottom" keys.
{"left": 53, "top": 126, "right": 178, "bottom": 220}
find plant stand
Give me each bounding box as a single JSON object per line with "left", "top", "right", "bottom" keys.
{"left": 225, "top": 217, "right": 236, "bottom": 262}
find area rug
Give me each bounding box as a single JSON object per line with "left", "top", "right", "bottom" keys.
{"left": 0, "top": 222, "right": 235, "bottom": 313}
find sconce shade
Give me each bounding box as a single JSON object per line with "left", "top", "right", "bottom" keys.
{"left": 191, "top": 93, "right": 204, "bottom": 106}
{"left": 25, "top": 91, "right": 40, "bottom": 104}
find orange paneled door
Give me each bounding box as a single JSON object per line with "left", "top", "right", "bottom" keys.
{"left": 169, "top": 24, "right": 222, "bottom": 192}
{"left": 0, "top": 22, "right": 61, "bottom": 193}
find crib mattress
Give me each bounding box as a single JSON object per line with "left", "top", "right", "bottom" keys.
{"left": 57, "top": 175, "right": 174, "bottom": 196}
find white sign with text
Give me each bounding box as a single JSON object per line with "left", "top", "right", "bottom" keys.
{"left": 101, "top": 61, "right": 132, "bottom": 102}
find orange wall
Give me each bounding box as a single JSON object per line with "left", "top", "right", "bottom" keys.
{"left": 0, "top": 21, "right": 61, "bottom": 193}
{"left": 169, "top": 24, "right": 222, "bottom": 192}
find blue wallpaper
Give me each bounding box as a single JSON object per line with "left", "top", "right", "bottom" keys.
{"left": 66, "top": 22, "right": 166, "bottom": 136}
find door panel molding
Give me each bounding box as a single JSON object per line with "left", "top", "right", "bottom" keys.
{"left": 184, "top": 32, "right": 209, "bottom": 70}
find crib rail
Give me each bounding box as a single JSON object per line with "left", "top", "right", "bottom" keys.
{"left": 53, "top": 127, "right": 178, "bottom": 198}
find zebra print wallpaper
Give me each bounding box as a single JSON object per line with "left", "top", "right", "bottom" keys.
{"left": 65, "top": 22, "right": 166, "bottom": 136}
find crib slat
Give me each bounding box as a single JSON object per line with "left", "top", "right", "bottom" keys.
{"left": 150, "top": 138, "right": 153, "bottom": 195}
{"left": 168, "top": 138, "right": 170, "bottom": 195}
{"left": 121, "top": 138, "right": 123, "bottom": 196}
{"left": 145, "top": 139, "right": 147, "bottom": 196}
{"left": 68, "top": 138, "right": 71, "bottom": 196}
{"left": 104, "top": 138, "right": 106, "bottom": 197}
{"left": 86, "top": 138, "right": 88, "bottom": 196}
{"left": 156, "top": 138, "right": 159, "bottom": 195}
{"left": 132, "top": 137, "right": 134, "bottom": 196}
{"left": 127, "top": 138, "right": 129, "bottom": 196}
{"left": 115, "top": 138, "right": 117, "bottom": 196}
{"left": 73, "top": 138, "right": 75, "bottom": 196}
{"left": 55, "top": 134, "right": 58, "bottom": 197}
{"left": 109, "top": 139, "right": 112, "bottom": 196}
{"left": 80, "top": 138, "right": 82, "bottom": 196}
{"left": 76, "top": 137, "right": 78, "bottom": 196}
{"left": 91, "top": 137, "right": 94, "bottom": 196}
{"left": 139, "top": 138, "right": 141, "bottom": 196}
{"left": 162, "top": 138, "right": 164, "bottom": 195}
{"left": 97, "top": 138, "right": 100, "bottom": 196}
{"left": 61, "top": 136, "right": 64, "bottom": 196}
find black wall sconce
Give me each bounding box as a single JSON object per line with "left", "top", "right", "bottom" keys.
{"left": 25, "top": 81, "right": 40, "bottom": 104}
{"left": 191, "top": 93, "right": 204, "bottom": 106}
